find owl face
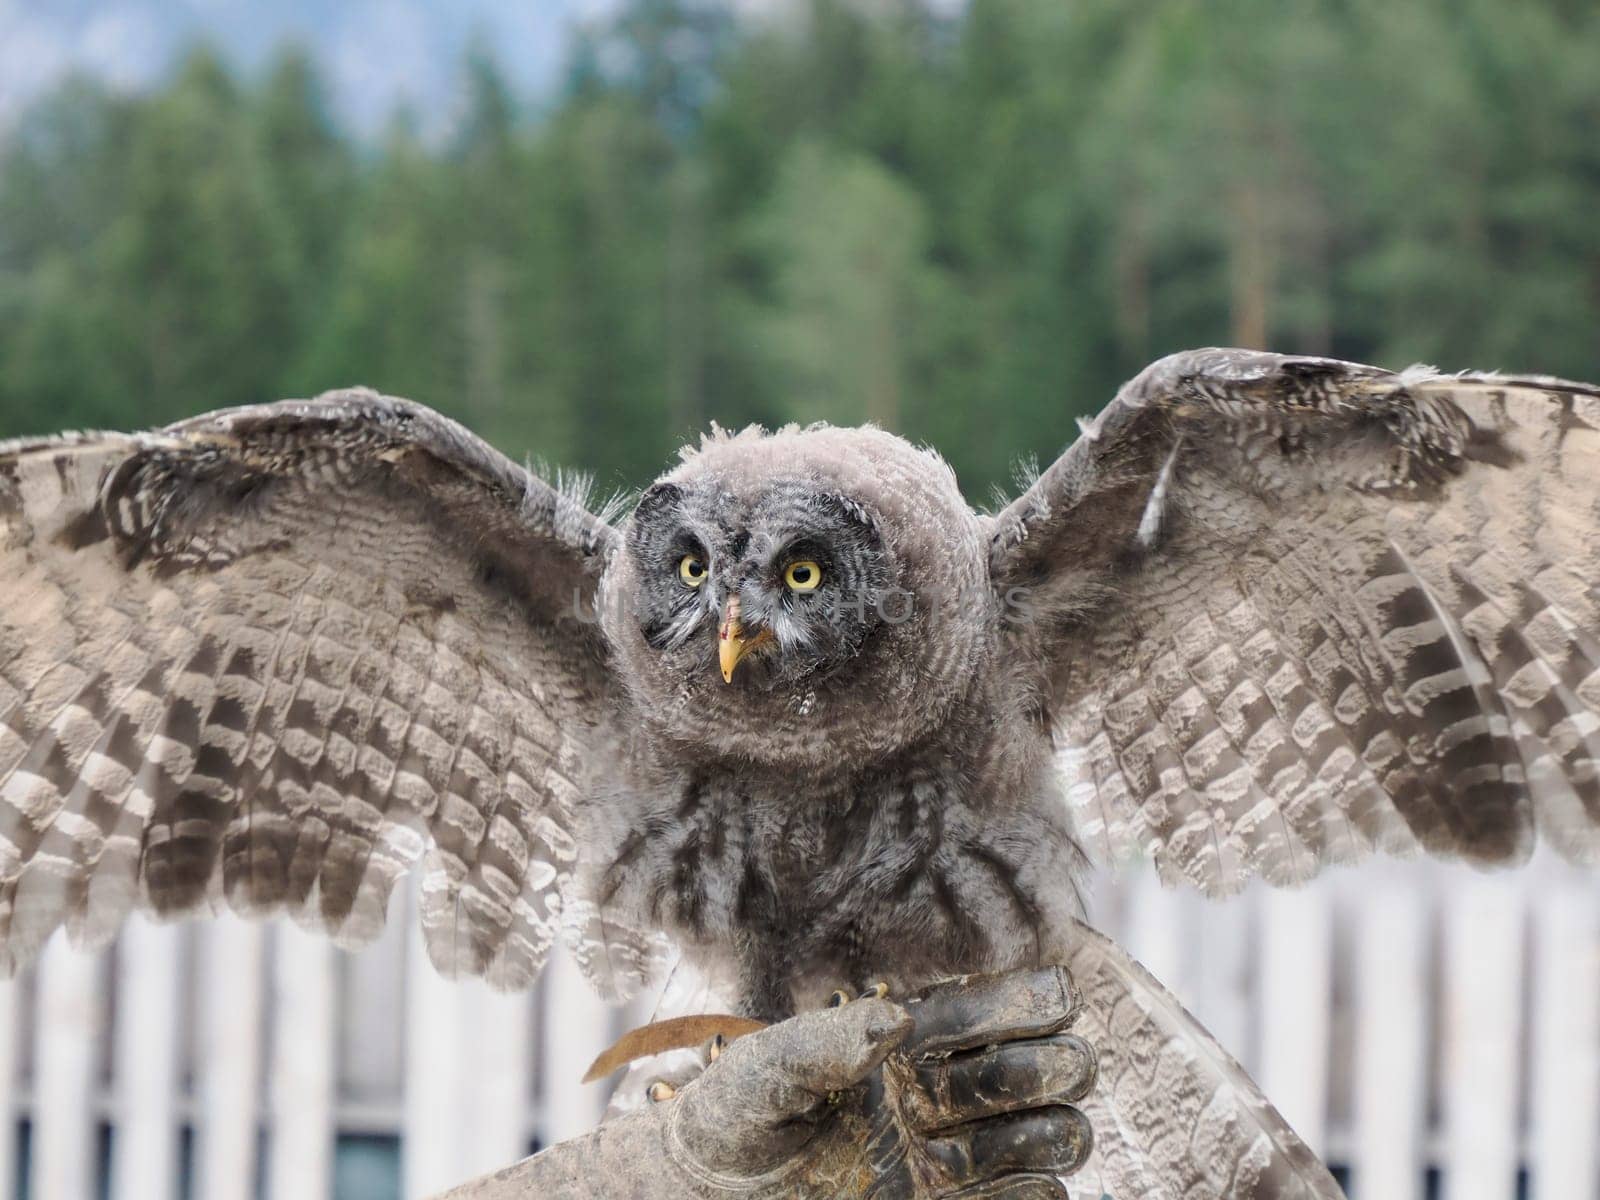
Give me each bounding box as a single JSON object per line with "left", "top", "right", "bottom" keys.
{"left": 600, "top": 424, "right": 996, "bottom": 772}
{"left": 625, "top": 477, "right": 894, "bottom": 692}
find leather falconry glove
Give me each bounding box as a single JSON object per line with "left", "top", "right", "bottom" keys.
{"left": 436, "top": 966, "right": 1095, "bottom": 1199}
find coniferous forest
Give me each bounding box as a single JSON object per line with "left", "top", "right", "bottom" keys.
{"left": 2, "top": 0, "right": 1597, "bottom": 501}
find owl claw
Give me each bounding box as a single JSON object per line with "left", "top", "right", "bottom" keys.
{"left": 647, "top": 1079, "right": 678, "bottom": 1103}
{"left": 827, "top": 982, "right": 890, "bottom": 1008}
{"left": 705, "top": 1032, "right": 726, "bottom": 1064}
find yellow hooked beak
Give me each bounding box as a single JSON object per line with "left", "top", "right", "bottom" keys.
{"left": 718, "top": 596, "right": 775, "bottom": 683}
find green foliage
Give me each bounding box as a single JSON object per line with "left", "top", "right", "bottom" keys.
{"left": 746, "top": 141, "right": 940, "bottom": 430}
{"left": 2, "top": 0, "right": 1598, "bottom": 502}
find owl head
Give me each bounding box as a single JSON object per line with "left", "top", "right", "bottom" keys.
{"left": 599, "top": 424, "right": 995, "bottom": 772}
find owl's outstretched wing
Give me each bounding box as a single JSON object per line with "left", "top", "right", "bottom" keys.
{"left": 0, "top": 389, "right": 652, "bottom": 992}
{"left": 991, "top": 348, "right": 1600, "bottom": 895}
{"left": 1064, "top": 922, "right": 1343, "bottom": 1200}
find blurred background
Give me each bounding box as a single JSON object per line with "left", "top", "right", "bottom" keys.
{"left": 5, "top": 0, "right": 1599, "bottom": 497}
{"left": 0, "top": 0, "right": 1597, "bottom": 1197}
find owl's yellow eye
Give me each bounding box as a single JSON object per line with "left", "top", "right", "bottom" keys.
{"left": 679, "top": 555, "right": 708, "bottom": 587}
{"left": 784, "top": 560, "right": 822, "bottom": 592}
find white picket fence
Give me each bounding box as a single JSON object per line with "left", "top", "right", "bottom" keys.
{"left": 0, "top": 853, "right": 1594, "bottom": 1199}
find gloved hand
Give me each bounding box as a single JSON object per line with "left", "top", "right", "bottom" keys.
{"left": 437, "top": 966, "right": 1095, "bottom": 1199}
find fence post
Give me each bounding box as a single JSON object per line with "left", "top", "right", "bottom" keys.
{"left": 0, "top": 970, "right": 17, "bottom": 1198}
{"left": 110, "top": 916, "right": 181, "bottom": 1200}
{"left": 268, "top": 920, "right": 335, "bottom": 1200}
{"left": 1528, "top": 874, "right": 1599, "bottom": 1200}
{"left": 404, "top": 900, "right": 464, "bottom": 1198}
{"left": 32, "top": 933, "right": 99, "bottom": 1200}
{"left": 1122, "top": 866, "right": 1187, "bottom": 999}
{"left": 1352, "top": 874, "right": 1428, "bottom": 1200}
{"left": 196, "top": 914, "right": 265, "bottom": 1200}
{"left": 538, "top": 948, "right": 613, "bottom": 1148}
{"left": 1440, "top": 873, "right": 1523, "bottom": 1200}
{"left": 1258, "top": 884, "right": 1332, "bottom": 1156}
{"left": 459, "top": 983, "right": 534, "bottom": 1177}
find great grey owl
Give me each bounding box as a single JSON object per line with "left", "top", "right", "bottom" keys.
{"left": 3, "top": 348, "right": 1599, "bottom": 1198}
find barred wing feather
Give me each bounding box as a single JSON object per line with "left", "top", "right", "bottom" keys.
{"left": 992, "top": 349, "right": 1600, "bottom": 895}
{"left": 0, "top": 389, "right": 659, "bottom": 994}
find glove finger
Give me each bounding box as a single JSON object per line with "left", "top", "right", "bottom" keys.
{"left": 901, "top": 967, "right": 1079, "bottom": 1058}
{"left": 945, "top": 1174, "right": 1069, "bottom": 1200}
{"left": 923, "top": 1105, "right": 1093, "bottom": 1185}
{"left": 908, "top": 1034, "right": 1096, "bottom": 1130}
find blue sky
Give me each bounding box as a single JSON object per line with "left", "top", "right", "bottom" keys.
{"left": 0, "top": 2, "right": 970, "bottom": 139}
{"left": 0, "top": 0, "right": 626, "bottom": 138}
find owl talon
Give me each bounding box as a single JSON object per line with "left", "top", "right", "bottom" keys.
{"left": 705, "top": 1032, "right": 726, "bottom": 1064}
{"left": 647, "top": 1080, "right": 677, "bottom": 1103}
{"left": 826, "top": 982, "right": 889, "bottom": 1008}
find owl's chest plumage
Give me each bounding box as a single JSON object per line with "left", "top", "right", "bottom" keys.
{"left": 587, "top": 737, "right": 1083, "bottom": 1020}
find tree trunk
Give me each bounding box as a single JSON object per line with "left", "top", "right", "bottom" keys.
{"left": 1230, "top": 181, "right": 1271, "bottom": 350}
